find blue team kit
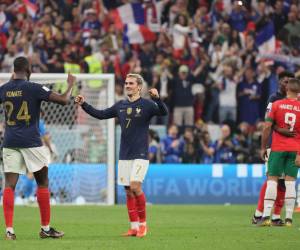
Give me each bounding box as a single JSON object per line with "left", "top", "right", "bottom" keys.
{"left": 82, "top": 97, "right": 168, "bottom": 160}
{"left": 0, "top": 79, "right": 52, "bottom": 148}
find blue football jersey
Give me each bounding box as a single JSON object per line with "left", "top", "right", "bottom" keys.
{"left": 82, "top": 97, "right": 168, "bottom": 160}
{"left": 0, "top": 79, "right": 52, "bottom": 148}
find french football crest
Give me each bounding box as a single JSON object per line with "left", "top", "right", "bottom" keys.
{"left": 136, "top": 107, "right": 141, "bottom": 114}
{"left": 127, "top": 107, "right": 132, "bottom": 115}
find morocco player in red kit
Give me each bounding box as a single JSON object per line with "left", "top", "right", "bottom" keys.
{"left": 259, "top": 78, "right": 300, "bottom": 226}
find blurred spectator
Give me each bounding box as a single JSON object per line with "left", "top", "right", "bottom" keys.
{"left": 193, "top": 84, "right": 205, "bottom": 121}
{"left": 171, "top": 65, "right": 195, "bottom": 127}
{"left": 139, "top": 42, "right": 155, "bottom": 84}
{"left": 249, "top": 121, "right": 264, "bottom": 163}
{"left": 82, "top": 45, "right": 103, "bottom": 89}
{"left": 148, "top": 129, "right": 161, "bottom": 163}
{"left": 213, "top": 124, "right": 238, "bottom": 163}
{"left": 150, "top": 63, "right": 171, "bottom": 125}
{"left": 182, "top": 127, "right": 198, "bottom": 163}
{"left": 81, "top": 8, "right": 101, "bottom": 44}
{"left": 228, "top": 0, "right": 248, "bottom": 32}
{"left": 199, "top": 130, "right": 215, "bottom": 164}
{"left": 283, "top": 9, "right": 300, "bottom": 48}
{"left": 237, "top": 67, "right": 261, "bottom": 125}
{"left": 234, "top": 122, "right": 251, "bottom": 163}
{"left": 115, "top": 83, "right": 125, "bottom": 102}
{"left": 172, "top": 13, "right": 191, "bottom": 59}
{"left": 272, "top": 0, "right": 288, "bottom": 36}
{"left": 214, "top": 63, "right": 238, "bottom": 123}
{"left": 161, "top": 124, "right": 184, "bottom": 163}
{"left": 1, "top": 44, "right": 16, "bottom": 72}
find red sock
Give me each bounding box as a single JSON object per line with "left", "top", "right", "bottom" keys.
{"left": 3, "top": 188, "right": 14, "bottom": 228}
{"left": 136, "top": 193, "right": 146, "bottom": 223}
{"left": 274, "top": 184, "right": 285, "bottom": 215}
{"left": 126, "top": 195, "right": 139, "bottom": 222}
{"left": 257, "top": 181, "right": 267, "bottom": 213}
{"left": 37, "top": 187, "right": 50, "bottom": 226}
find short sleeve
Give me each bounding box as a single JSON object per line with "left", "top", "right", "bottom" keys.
{"left": 32, "top": 83, "right": 52, "bottom": 101}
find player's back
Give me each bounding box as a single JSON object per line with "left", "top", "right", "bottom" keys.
{"left": 0, "top": 79, "right": 51, "bottom": 148}
{"left": 270, "top": 98, "right": 300, "bottom": 152}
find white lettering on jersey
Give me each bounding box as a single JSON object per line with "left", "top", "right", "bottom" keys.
{"left": 266, "top": 102, "right": 272, "bottom": 113}
{"left": 279, "top": 104, "right": 300, "bottom": 112}
{"left": 42, "top": 86, "right": 50, "bottom": 92}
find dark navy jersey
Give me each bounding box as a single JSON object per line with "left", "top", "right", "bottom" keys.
{"left": 82, "top": 97, "right": 168, "bottom": 160}
{"left": 265, "top": 91, "right": 285, "bottom": 114}
{"left": 0, "top": 79, "right": 52, "bottom": 148}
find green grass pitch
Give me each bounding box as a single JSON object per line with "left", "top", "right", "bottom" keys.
{"left": 1, "top": 205, "right": 300, "bottom": 250}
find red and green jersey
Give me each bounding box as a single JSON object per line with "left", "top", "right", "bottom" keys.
{"left": 266, "top": 98, "right": 300, "bottom": 152}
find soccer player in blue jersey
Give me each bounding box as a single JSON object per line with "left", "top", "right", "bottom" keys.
{"left": 75, "top": 73, "right": 168, "bottom": 237}
{"left": 0, "top": 57, "right": 76, "bottom": 240}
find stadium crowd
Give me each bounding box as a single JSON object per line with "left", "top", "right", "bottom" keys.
{"left": 1, "top": 0, "right": 300, "bottom": 164}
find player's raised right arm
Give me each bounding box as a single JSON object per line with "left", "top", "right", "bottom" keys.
{"left": 48, "top": 73, "right": 76, "bottom": 105}
{"left": 75, "top": 95, "right": 117, "bottom": 120}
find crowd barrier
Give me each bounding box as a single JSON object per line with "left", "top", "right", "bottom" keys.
{"left": 4, "top": 163, "right": 300, "bottom": 204}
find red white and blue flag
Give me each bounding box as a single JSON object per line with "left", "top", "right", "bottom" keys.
{"left": 255, "top": 21, "right": 276, "bottom": 54}
{"left": 23, "top": 0, "right": 39, "bottom": 18}
{"left": 110, "top": 3, "right": 145, "bottom": 30}
{"left": 123, "top": 23, "right": 156, "bottom": 44}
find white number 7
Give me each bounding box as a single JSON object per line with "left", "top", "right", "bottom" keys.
{"left": 284, "top": 112, "right": 296, "bottom": 131}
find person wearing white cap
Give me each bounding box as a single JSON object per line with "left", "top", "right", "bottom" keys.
{"left": 171, "top": 65, "right": 195, "bottom": 127}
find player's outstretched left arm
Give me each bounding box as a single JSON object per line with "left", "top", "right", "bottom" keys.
{"left": 149, "top": 88, "right": 168, "bottom": 116}
{"left": 75, "top": 95, "right": 117, "bottom": 120}
{"left": 49, "top": 73, "right": 76, "bottom": 105}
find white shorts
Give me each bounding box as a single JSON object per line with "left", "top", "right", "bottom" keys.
{"left": 3, "top": 146, "right": 50, "bottom": 175}
{"left": 118, "top": 159, "right": 149, "bottom": 186}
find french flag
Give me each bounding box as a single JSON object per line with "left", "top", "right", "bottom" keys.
{"left": 255, "top": 21, "right": 276, "bottom": 54}
{"left": 111, "top": 3, "right": 145, "bottom": 30}
{"left": 23, "top": 0, "right": 39, "bottom": 18}
{"left": 123, "top": 24, "right": 156, "bottom": 44}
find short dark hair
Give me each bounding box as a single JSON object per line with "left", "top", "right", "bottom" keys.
{"left": 13, "top": 56, "right": 30, "bottom": 73}
{"left": 287, "top": 78, "right": 300, "bottom": 92}
{"left": 278, "top": 71, "right": 294, "bottom": 80}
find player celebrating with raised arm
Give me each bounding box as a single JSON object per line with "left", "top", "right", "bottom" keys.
{"left": 252, "top": 71, "right": 295, "bottom": 225}
{"left": 259, "top": 78, "right": 300, "bottom": 226}
{"left": 0, "top": 57, "right": 76, "bottom": 240}
{"left": 75, "top": 73, "right": 168, "bottom": 237}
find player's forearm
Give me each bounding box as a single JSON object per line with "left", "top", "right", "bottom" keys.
{"left": 60, "top": 85, "right": 73, "bottom": 104}
{"left": 153, "top": 98, "right": 168, "bottom": 116}
{"left": 81, "top": 102, "right": 114, "bottom": 120}
{"left": 261, "top": 125, "right": 271, "bottom": 150}
{"left": 50, "top": 85, "right": 73, "bottom": 105}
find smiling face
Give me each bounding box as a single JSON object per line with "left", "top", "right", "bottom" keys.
{"left": 124, "top": 76, "right": 142, "bottom": 98}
